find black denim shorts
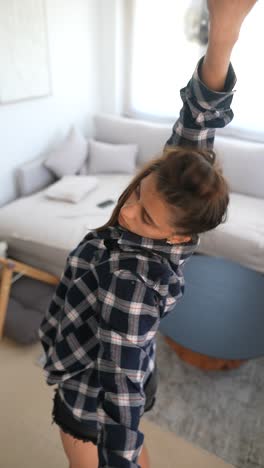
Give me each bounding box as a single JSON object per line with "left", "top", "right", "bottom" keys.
{"left": 52, "top": 365, "right": 158, "bottom": 445}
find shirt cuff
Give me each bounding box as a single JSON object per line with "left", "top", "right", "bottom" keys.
{"left": 195, "top": 55, "right": 237, "bottom": 96}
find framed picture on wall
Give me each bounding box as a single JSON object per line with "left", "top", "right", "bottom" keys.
{"left": 0, "top": 0, "right": 52, "bottom": 105}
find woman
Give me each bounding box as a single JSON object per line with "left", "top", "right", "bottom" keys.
{"left": 39, "top": 1, "right": 257, "bottom": 467}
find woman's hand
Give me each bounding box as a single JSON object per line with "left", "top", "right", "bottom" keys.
{"left": 207, "top": 0, "right": 258, "bottom": 45}
{"left": 201, "top": 0, "right": 258, "bottom": 91}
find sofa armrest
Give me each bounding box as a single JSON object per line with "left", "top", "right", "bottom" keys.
{"left": 16, "top": 157, "right": 56, "bottom": 197}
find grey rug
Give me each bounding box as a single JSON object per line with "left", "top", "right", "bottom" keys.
{"left": 36, "top": 329, "right": 264, "bottom": 468}
{"left": 145, "top": 331, "right": 264, "bottom": 468}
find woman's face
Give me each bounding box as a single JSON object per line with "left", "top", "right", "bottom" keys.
{"left": 118, "top": 173, "right": 192, "bottom": 243}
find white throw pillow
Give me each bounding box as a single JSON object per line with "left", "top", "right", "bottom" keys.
{"left": 44, "top": 176, "right": 98, "bottom": 203}
{"left": 87, "top": 139, "right": 138, "bottom": 174}
{"left": 44, "top": 126, "right": 88, "bottom": 177}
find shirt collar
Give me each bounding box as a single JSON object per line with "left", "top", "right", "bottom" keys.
{"left": 93, "top": 224, "right": 200, "bottom": 266}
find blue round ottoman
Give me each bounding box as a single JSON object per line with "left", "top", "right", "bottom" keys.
{"left": 159, "top": 253, "right": 264, "bottom": 370}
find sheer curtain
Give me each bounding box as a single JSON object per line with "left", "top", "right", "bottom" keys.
{"left": 228, "top": 1, "right": 264, "bottom": 139}
{"left": 126, "top": 0, "right": 203, "bottom": 121}
{"left": 125, "top": 0, "right": 264, "bottom": 140}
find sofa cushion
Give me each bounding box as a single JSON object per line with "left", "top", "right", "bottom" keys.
{"left": 0, "top": 185, "right": 263, "bottom": 275}
{"left": 0, "top": 175, "right": 133, "bottom": 276}
{"left": 197, "top": 192, "right": 264, "bottom": 273}
{"left": 44, "top": 126, "right": 88, "bottom": 177}
{"left": 214, "top": 136, "right": 264, "bottom": 199}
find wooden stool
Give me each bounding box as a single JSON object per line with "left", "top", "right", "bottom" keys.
{"left": 0, "top": 257, "right": 60, "bottom": 340}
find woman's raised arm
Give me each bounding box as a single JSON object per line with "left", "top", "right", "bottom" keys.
{"left": 201, "top": 0, "right": 257, "bottom": 91}
{"left": 165, "top": 0, "right": 257, "bottom": 150}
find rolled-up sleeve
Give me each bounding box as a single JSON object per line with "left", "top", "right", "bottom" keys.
{"left": 96, "top": 269, "right": 160, "bottom": 468}
{"left": 165, "top": 56, "right": 237, "bottom": 150}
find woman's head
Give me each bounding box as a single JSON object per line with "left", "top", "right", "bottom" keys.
{"left": 97, "top": 146, "right": 230, "bottom": 244}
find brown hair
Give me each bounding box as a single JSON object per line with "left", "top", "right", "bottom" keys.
{"left": 96, "top": 145, "right": 230, "bottom": 237}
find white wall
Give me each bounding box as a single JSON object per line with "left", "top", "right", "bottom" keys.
{"left": 0, "top": 0, "right": 100, "bottom": 206}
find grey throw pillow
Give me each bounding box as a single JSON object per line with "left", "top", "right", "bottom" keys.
{"left": 87, "top": 139, "right": 138, "bottom": 174}
{"left": 44, "top": 175, "right": 98, "bottom": 203}
{"left": 44, "top": 126, "right": 88, "bottom": 177}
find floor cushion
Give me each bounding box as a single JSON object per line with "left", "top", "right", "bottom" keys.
{"left": 3, "top": 277, "right": 56, "bottom": 345}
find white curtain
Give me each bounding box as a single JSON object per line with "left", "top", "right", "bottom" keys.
{"left": 228, "top": 1, "right": 264, "bottom": 138}
{"left": 126, "top": 0, "right": 203, "bottom": 120}
{"left": 125, "top": 0, "right": 264, "bottom": 139}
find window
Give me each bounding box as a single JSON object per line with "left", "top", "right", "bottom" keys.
{"left": 126, "top": 0, "right": 264, "bottom": 139}
{"left": 127, "top": 0, "right": 203, "bottom": 121}
{"left": 228, "top": 2, "right": 264, "bottom": 137}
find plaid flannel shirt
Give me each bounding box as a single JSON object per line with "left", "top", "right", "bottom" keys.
{"left": 39, "top": 57, "right": 236, "bottom": 468}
